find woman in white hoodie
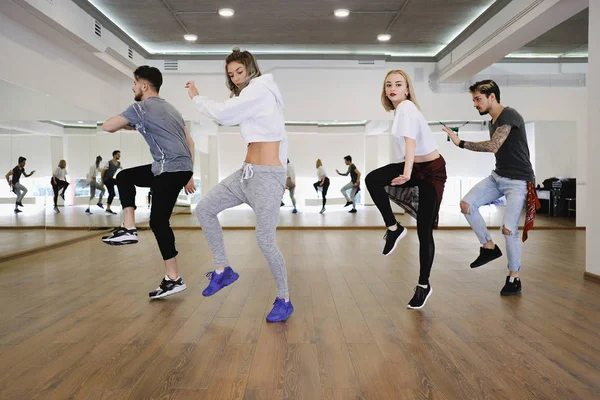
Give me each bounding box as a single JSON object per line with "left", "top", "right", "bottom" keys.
{"left": 186, "top": 48, "right": 293, "bottom": 323}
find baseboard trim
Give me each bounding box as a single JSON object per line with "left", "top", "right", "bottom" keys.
{"left": 584, "top": 272, "right": 600, "bottom": 284}
{"left": 0, "top": 229, "right": 110, "bottom": 264}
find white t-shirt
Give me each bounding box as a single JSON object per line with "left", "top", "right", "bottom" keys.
{"left": 53, "top": 167, "right": 68, "bottom": 181}
{"left": 391, "top": 100, "right": 438, "bottom": 162}
{"left": 87, "top": 165, "right": 100, "bottom": 182}
{"left": 286, "top": 163, "right": 296, "bottom": 181}
{"left": 317, "top": 166, "right": 327, "bottom": 179}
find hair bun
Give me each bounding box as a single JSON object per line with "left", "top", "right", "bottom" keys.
{"left": 232, "top": 46, "right": 241, "bottom": 52}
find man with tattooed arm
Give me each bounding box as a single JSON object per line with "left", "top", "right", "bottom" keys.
{"left": 444, "top": 80, "right": 535, "bottom": 297}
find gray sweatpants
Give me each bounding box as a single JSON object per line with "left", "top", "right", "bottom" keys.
{"left": 13, "top": 182, "right": 27, "bottom": 203}
{"left": 89, "top": 180, "right": 105, "bottom": 203}
{"left": 195, "top": 163, "right": 289, "bottom": 298}
{"left": 286, "top": 178, "right": 297, "bottom": 208}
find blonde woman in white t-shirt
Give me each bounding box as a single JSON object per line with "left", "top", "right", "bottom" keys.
{"left": 365, "top": 70, "right": 447, "bottom": 309}
{"left": 51, "top": 159, "right": 69, "bottom": 213}
{"left": 313, "top": 159, "right": 330, "bottom": 214}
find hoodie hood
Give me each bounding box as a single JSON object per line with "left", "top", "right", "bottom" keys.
{"left": 250, "top": 74, "right": 284, "bottom": 109}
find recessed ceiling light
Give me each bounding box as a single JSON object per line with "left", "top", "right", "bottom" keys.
{"left": 218, "top": 8, "right": 234, "bottom": 17}
{"left": 184, "top": 34, "right": 198, "bottom": 41}
{"left": 77, "top": 121, "right": 84, "bottom": 123}
{"left": 334, "top": 9, "right": 350, "bottom": 18}
{"left": 377, "top": 34, "right": 391, "bottom": 42}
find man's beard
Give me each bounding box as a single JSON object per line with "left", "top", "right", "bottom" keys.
{"left": 478, "top": 108, "right": 489, "bottom": 116}
{"left": 134, "top": 92, "right": 143, "bottom": 101}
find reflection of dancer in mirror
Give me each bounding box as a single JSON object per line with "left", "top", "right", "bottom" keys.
{"left": 51, "top": 160, "right": 69, "bottom": 214}
{"left": 313, "top": 159, "right": 329, "bottom": 214}
{"left": 444, "top": 80, "right": 535, "bottom": 297}
{"left": 6, "top": 156, "right": 35, "bottom": 214}
{"left": 85, "top": 155, "right": 105, "bottom": 214}
{"left": 285, "top": 159, "right": 297, "bottom": 213}
{"left": 365, "top": 70, "right": 447, "bottom": 309}
{"left": 102, "top": 65, "right": 196, "bottom": 300}
{"left": 336, "top": 155, "right": 361, "bottom": 213}
{"left": 101, "top": 150, "right": 122, "bottom": 215}
{"left": 186, "top": 47, "right": 293, "bottom": 322}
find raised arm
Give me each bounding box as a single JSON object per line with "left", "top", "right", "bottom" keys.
{"left": 445, "top": 125, "right": 511, "bottom": 153}
{"left": 103, "top": 115, "right": 132, "bottom": 133}
{"left": 5, "top": 170, "right": 13, "bottom": 186}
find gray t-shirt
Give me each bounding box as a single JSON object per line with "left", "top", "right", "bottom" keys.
{"left": 490, "top": 107, "right": 534, "bottom": 182}
{"left": 103, "top": 160, "right": 121, "bottom": 181}
{"left": 120, "top": 97, "right": 193, "bottom": 176}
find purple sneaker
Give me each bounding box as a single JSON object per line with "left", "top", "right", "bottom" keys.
{"left": 202, "top": 267, "right": 239, "bottom": 297}
{"left": 266, "top": 298, "right": 294, "bottom": 322}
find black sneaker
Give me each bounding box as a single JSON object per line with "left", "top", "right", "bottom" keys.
{"left": 106, "top": 209, "right": 117, "bottom": 215}
{"left": 407, "top": 285, "right": 432, "bottom": 309}
{"left": 85, "top": 208, "right": 92, "bottom": 215}
{"left": 349, "top": 208, "right": 357, "bottom": 213}
{"left": 16, "top": 201, "right": 24, "bottom": 207}
{"left": 102, "top": 227, "right": 138, "bottom": 245}
{"left": 149, "top": 275, "right": 187, "bottom": 299}
{"left": 97, "top": 202, "right": 104, "bottom": 209}
{"left": 14, "top": 208, "right": 21, "bottom": 214}
{"left": 383, "top": 223, "right": 407, "bottom": 256}
{"left": 292, "top": 208, "right": 298, "bottom": 214}
{"left": 344, "top": 201, "right": 352, "bottom": 207}
{"left": 500, "top": 276, "right": 522, "bottom": 296}
{"left": 470, "top": 245, "right": 503, "bottom": 268}
{"left": 53, "top": 206, "right": 60, "bottom": 214}
{"left": 281, "top": 202, "right": 285, "bottom": 207}
{"left": 60, "top": 192, "right": 65, "bottom": 200}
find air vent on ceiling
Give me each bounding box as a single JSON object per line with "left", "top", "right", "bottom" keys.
{"left": 358, "top": 60, "right": 375, "bottom": 65}
{"left": 94, "top": 20, "right": 102, "bottom": 38}
{"left": 164, "top": 60, "right": 179, "bottom": 71}
{"left": 128, "top": 48, "right": 134, "bottom": 60}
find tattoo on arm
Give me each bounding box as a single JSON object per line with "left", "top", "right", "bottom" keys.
{"left": 464, "top": 125, "right": 511, "bottom": 153}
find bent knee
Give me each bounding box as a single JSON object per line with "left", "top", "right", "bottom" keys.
{"left": 460, "top": 200, "right": 470, "bottom": 215}
{"left": 502, "top": 225, "right": 514, "bottom": 235}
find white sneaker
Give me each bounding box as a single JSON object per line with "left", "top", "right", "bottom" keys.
{"left": 102, "top": 227, "right": 138, "bottom": 245}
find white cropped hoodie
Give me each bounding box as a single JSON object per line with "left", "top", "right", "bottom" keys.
{"left": 193, "top": 74, "right": 288, "bottom": 166}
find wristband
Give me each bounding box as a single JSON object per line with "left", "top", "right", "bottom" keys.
{"left": 459, "top": 140, "right": 465, "bottom": 149}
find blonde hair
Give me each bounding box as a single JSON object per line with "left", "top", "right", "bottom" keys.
{"left": 381, "top": 70, "right": 421, "bottom": 112}
{"left": 58, "top": 159, "right": 67, "bottom": 169}
{"left": 225, "top": 47, "right": 262, "bottom": 97}
{"left": 316, "top": 159, "right": 323, "bottom": 168}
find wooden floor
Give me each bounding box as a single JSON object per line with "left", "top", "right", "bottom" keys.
{"left": 0, "top": 229, "right": 599, "bottom": 399}
{"left": 0, "top": 204, "right": 577, "bottom": 230}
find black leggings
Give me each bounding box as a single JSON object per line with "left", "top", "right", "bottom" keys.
{"left": 104, "top": 178, "right": 117, "bottom": 205}
{"left": 366, "top": 163, "right": 438, "bottom": 285}
{"left": 313, "top": 177, "right": 330, "bottom": 208}
{"left": 116, "top": 164, "right": 192, "bottom": 260}
{"left": 51, "top": 179, "right": 69, "bottom": 207}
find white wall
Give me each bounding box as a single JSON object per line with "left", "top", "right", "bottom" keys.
{"left": 586, "top": 0, "right": 600, "bottom": 276}
{"left": 533, "top": 121, "right": 577, "bottom": 180}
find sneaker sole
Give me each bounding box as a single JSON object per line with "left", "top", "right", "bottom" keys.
{"left": 102, "top": 239, "right": 139, "bottom": 246}
{"left": 407, "top": 287, "right": 433, "bottom": 309}
{"left": 501, "top": 288, "right": 522, "bottom": 296}
{"left": 384, "top": 228, "right": 408, "bottom": 257}
{"left": 202, "top": 274, "right": 239, "bottom": 297}
{"left": 470, "top": 251, "right": 503, "bottom": 268}
{"left": 150, "top": 284, "right": 187, "bottom": 299}
{"left": 266, "top": 312, "right": 294, "bottom": 323}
